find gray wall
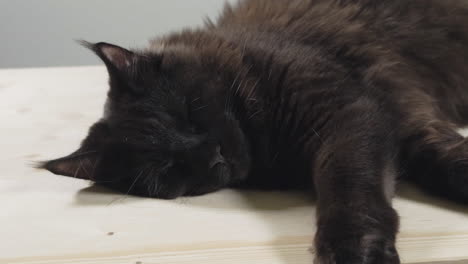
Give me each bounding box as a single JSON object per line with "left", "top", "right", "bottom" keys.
{"left": 0, "top": 0, "right": 233, "bottom": 68}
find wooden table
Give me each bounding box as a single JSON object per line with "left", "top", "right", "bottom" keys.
{"left": 1, "top": 66, "right": 467, "bottom": 264}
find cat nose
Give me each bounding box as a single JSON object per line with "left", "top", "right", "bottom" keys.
{"left": 210, "top": 162, "right": 230, "bottom": 177}
{"left": 209, "top": 144, "right": 226, "bottom": 169}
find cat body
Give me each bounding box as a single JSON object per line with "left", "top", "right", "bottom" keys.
{"left": 42, "top": 0, "right": 468, "bottom": 263}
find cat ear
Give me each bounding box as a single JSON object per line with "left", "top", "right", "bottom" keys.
{"left": 39, "top": 151, "right": 99, "bottom": 180}
{"left": 79, "top": 40, "right": 136, "bottom": 74}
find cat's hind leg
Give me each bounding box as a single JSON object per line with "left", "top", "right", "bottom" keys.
{"left": 402, "top": 120, "right": 468, "bottom": 203}
{"left": 312, "top": 98, "right": 400, "bottom": 264}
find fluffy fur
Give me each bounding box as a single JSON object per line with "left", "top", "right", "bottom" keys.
{"left": 41, "top": 0, "right": 468, "bottom": 263}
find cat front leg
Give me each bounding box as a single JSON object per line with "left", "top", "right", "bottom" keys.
{"left": 311, "top": 99, "right": 400, "bottom": 264}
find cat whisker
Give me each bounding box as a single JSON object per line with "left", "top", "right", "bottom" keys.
{"left": 225, "top": 71, "right": 242, "bottom": 113}
{"left": 241, "top": 38, "right": 248, "bottom": 58}
{"left": 234, "top": 79, "right": 244, "bottom": 97}
{"left": 310, "top": 128, "right": 323, "bottom": 143}
{"left": 107, "top": 165, "right": 150, "bottom": 206}
{"left": 249, "top": 109, "right": 263, "bottom": 120}
{"left": 73, "top": 158, "right": 85, "bottom": 179}
{"left": 246, "top": 78, "right": 260, "bottom": 100}
{"left": 230, "top": 78, "right": 245, "bottom": 114}
{"left": 125, "top": 166, "right": 149, "bottom": 195}
{"left": 90, "top": 157, "right": 98, "bottom": 180}
{"left": 232, "top": 66, "right": 253, "bottom": 115}
{"left": 145, "top": 165, "right": 158, "bottom": 197}
{"left": 193, "top": 105, "right": 209, "bottom": 112}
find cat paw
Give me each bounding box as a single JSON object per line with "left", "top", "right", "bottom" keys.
{"left": 313, "top": 228, "right": 400, "bottom": 264}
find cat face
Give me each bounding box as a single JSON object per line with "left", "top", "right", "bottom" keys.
{"left": 41, "top": 42, "right": 251, "bottom": 199}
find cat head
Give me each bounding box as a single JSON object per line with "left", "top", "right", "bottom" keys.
{"left": 40, "top": 41, "right": 251, "bottom": 199}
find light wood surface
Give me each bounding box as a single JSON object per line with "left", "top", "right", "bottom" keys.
{"left": 1, "top": 66, "right": 467, "bottom": 264}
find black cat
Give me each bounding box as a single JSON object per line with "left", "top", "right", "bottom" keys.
{"left": 40, "top": 0, "right": 468, "bottom": 263}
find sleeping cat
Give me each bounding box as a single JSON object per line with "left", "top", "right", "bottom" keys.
{"left": 40, "top": 0, "right": 468, "bottom": 263}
